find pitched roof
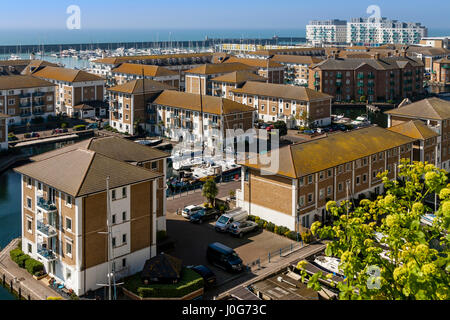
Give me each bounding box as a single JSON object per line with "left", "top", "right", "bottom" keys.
{"left": 15, "top": 148, "right": 162, "bottom": 197}
{"left": 271, "top": 55, "right": 323, "bottom": 65}
{"left": 93, "top": 52, "right": 214, "bottom": 65}
{"left": 211, "top": 71, "right": 267, "bottom": 83}
{"left": 185, "top": 63, "right": 256, "bottom": 75}
{"left": 31, "top": 136, "right": 169, "bottom": 163}
{"left": 240, "top": 126, "right": 416, "bottom": 178}
{"left": 21, "top": 60, "right": 59, "bottom": 75}
{"left": 230, "top": 81, "right": 332, "bottom": 101}
{"left": 107, "top": 79, "right": 176, "bottom": 94}
{"left": 32, "top": 66, "right": 104, "bottom": 83}
{"left": 311, "top": 56, "right": 423, "bottom": 71}
{"left": 153, "top": 90, "right": 254, "bottom": 115}
{"left": 385, "top": 98, "right": 450, "bottom": 120}
{"left": 0, "top": 75, "right": 54, "bottom": 90}
{"left": 223, "top": 57, "right": 284, "bottom": 69}
{"left": 111, "top": 63, "right": 178, "bottom": 77}
{"left": 387, "top": 120, "right": 439, "bottom": 140}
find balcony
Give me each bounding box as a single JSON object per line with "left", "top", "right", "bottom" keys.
{"left": 34, "top": 92, "right": 45, "bottom": 97}
{"left": 368, "top": 74, "right": 375, "bottom": 79}
{"left": 357, "top": 74, "right": 364, "bottom": 80}
{"left": 357, "top": 82, "right": 364, "bottom": 87}
{"left": 20, "top": 113, "right": 32, "bottom": 118}
{"left": 19, "top": 93, "right": 31, "bottom": 99}
{"left": 314, "top": 81, "right": 320, "bottom": 86}
{"left": 20, "top": 102, "right": 31, "bottom": 108}
{"left": 37, "top": 246, "right": 57, "bottom": 262}
{"left": 37, "top": 197, "right": 57, "bottom": 213}
{"left": 314, "top": 74, "right": 320, "bottom": 79}
{"left": 336, "top": 74, "right": 342, "bottom": 79}
{"left": 36, "top": 221, "right": 57, "bottom": 238}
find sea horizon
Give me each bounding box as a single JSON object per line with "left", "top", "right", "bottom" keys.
{"left": 0, "top": 28, "right": 449, "bottom": 47}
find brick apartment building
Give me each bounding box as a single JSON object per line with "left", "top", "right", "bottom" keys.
{"left": 108, "top": 79, "right": 176, "bottom": 135}
{"left": 0, "top": 75, "right": 56, "bottom": 126}
{"left": 221, "top": 57, "right": 286, "bottom": 84}
{"left": 16, "top": 136, "right": 169, "bottom": 296}
{"left": 386, "top": 98, "right": 450, "bottom": 170}
{"left": 431, "top": 58, "right": 450, "bottom": 84}
{"left": 151, "top": 90, "right": 256, "bottom": 147}
{"left": 110, "top": 63, "right": 180, "bottom": 88}
{"left": 309, "top": 54, "right": 424, "bottom": 102}
{"left": 210, "top": 71, "right": 267, "bottom": 98}
{"left": 229, "top": 81, "right": 332, "bottom": 128}
{"left": 184, "top": 63, "right": 257, "bottom": 95}
{"left": 32, "top": 66, "right": 105, "bottom": 117}
{"left": 270, "top": 55, "right": 324, "bottom": 86}
{"left": 236, "top": 126, "right": 415, "bottom": 231}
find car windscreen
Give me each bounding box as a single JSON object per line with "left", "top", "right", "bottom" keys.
{"left": 217, "top": 216, "right": 229, "bottom": 224}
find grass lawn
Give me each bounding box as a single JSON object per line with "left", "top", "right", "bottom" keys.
{"left": 123, "top": 268, "right": 204, "bottom": 298}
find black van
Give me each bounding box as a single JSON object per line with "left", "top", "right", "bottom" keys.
{"left": 206, "top": 242, "right": 244, "bottom": 273}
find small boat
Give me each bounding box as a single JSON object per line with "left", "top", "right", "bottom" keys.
{"left": 9, "top": 54, "right": 21, "bottom": 61}
{"left": 313, "top": 256, "right": 345, "bottom": 277}
{"left": 420, "top": 214, "right": 436, "bottom": 227}
{"left": 135, "top": 138, "right": 163, "bottom": 147}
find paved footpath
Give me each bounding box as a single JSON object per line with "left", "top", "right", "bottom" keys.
{"left": 0, "top": 239, "right": 63, "bottom": 300}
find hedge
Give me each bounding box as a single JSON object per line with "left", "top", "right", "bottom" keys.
{"left": 125, "top": 268, "right": 204, "bottom": 298}
{"left": 73, "top": 125, "right": 86, "bottom": 131}
{"left": 10, "top": 248, "right": 24, "bottom": 263}
{"left": 25, "top": 258, "right": 44, "bottom": 276}
{"left": 246, "top": 216, "right": 306, "bottom": 242}
{"left": 17, "top": 254, "right": 31, "bottom": 268}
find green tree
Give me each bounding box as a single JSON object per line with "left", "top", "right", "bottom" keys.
{"left": 297, "top": 159, "right": 450, "bottom": 300}
{"left": 295, "top": 110, "right": 311, "bottom": 129}
{"left": 202, "top": 178, "right": 218, "bottom": 206}
{"left": 273, "top": 121, "right": 288, "bottom": 136}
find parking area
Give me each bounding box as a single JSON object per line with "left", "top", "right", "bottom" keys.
{"left": 165, "top": 211, "right": 296, "bottom": 288}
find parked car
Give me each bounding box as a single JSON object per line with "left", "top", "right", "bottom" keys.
{"left": 86, "top": 123, "right": 98, "bottom": 130}
{"left": 215, "top": 208, "right": 248, "bottom": 232}
{"left": 229, "top": 221, "right": 259, "bottom": 238}
{"left": 31, "top": 132, "right": 40, "bottom": 138}
{"left": 266, "top": 125, "right": 274, "bottom": 132}
{"left": 181, "top": 205, "right": 204, "bottom": 219}
{"left": 206, "top": 242, "right": 244, "bottom": 273}
{"left": 187, "top": 265, "right": 217, "bottom": 287}
{"left": 189, "top": 208, "right": 219, "bottom": 224}
{"left": 52, "top": 128, "right": 63, "bottom": 135}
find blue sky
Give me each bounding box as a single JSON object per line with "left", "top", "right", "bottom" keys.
{"left": 1, "top": 0, "right": 449, "bottom": 30}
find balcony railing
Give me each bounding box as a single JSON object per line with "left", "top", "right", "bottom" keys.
{"left": 357, "top": 74, "right": 364, "bottom": 79}
{"left": 37, "top": 221, "right": 57, "bottom": 238}
{"left": 37, "top": 246, "right": 57, "bottom": 261}
{"left": 37, "top": 197, "right": 57, "bottom": 212}
{"left": 20, "top": 113, "right": 32, "bottom": 117}
{"left": 20, "top": 103, "right": 31, "bottom": 108}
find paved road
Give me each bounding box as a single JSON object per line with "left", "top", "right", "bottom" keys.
{"left": 166, "top": 180, "right": 240, "bottom": 213}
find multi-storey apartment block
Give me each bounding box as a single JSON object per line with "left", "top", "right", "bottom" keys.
{"left": 236, "top": 126, "right": 416, "bottom": 231}
{"left": 386, "top": 98, "right": 450, "bottom": 170}
{"left": 210, "top": 71, "right": 267, "bottom": 98}
{"left": 306, "top": 20, "right": 348, "bottom": 46}
{"left": 110, "top": 63, "right": 180, "bottom": 88}
{"left": 270, "top": 55, "right": 324, "bottom": 85}
{"left": 108, "top": 79, "right": 176, "bottom": 135}
{"left": 0, "top": 75, "right": 56, "bottom": 126}
{"left": 221, "top": 57, "right": 285, "bottom": 84}
{"left": 420, "top": 36, "right": 449, "bottom": 49}
{"left": 151, "top": 90, "right": 255, "bottom": 147}
{"left": 32, "top": 66, "right": 105, "bottom": 116}
{"left": 431, "top": 58, "right": 450, "bottom": 84}
{"left": 347, "top": 18, "right": 428, "bottom": 46}
{"left": 308, "top": 54, "right": 424, "bottom": 102}
{"left": 229, "top": 81, "right": 332, "bottom": 128}
{"left": 0, "top": 113, "right": 8, "bottom": 150}
{"left": 16, "top": 136, "right": 169, "bottom": 295}
{"left": 184, "top": 63, "right": 257, "bottom": 95}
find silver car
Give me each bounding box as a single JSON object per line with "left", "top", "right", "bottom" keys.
{"left": 229, "top": 221, "right": 259, "bottom": 238}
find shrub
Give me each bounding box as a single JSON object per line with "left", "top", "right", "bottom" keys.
{"left": 301, "top": 231, "right": 313, "bottom": 244}
{"left": 248, "top": 215, "right": 256, "bottom": 222}
{"left": 257, "top": 219, "right": 266, "bottom": 229}
{"left": 287, "top": 231, "right": 299, "bottom": 241}
{"left": 61, "top": 122, "right": 68, "bottom": 129}
{"left": 265, "top": 222, "right": 276, "bottom": 232}
{"left": 17, "top": 254, "right": 30, "bottom": 268}
{"left": 73, "top": 125, "right": 86, "bottom": 131}
{"left": 277, "top": 226, "right": 290, "bottom": 236}
{"left": 218, "top": 205, "right": 226, "bottom": 213}
{"left": 10, "top": 248, "right": 24, "bottom": 263}
{"left": 129, "top": 269, "right": 204, "bottom": 298}
{"left": 25, "top": 258, "right": 44, "bottom": 276}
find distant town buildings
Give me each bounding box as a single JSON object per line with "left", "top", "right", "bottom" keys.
{"left": 306, "top": 20, "right": 348, "bottom": 46}
{"left": 307, "top": 17, "right": 428, "bottom": 47}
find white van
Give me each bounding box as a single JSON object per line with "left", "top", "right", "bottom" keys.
{"left": 215, "top": 208, "right": 248, "bottom": 232}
